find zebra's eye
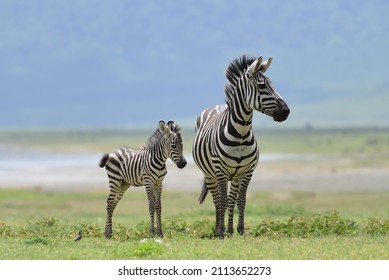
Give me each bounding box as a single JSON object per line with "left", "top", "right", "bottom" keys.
{"left": 171, "top": 144, "right": 177, "bottom": 149}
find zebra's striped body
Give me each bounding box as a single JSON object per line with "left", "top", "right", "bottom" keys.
{"left": 193, "top": 55, "right": 289, "bottom": 238}
{"left": 99, "top": 120, "right": 187, "bottom": 239}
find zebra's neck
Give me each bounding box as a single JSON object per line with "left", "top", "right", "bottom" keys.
{"left": 224, "top": 97, "right": 253, "bottom": 142}
{"left": 224, "top": 108, "right": 253, "bottom": 143}
{"left": 155, "top": 139, "right": 171, "bottom": 166}
{"left": 143, "top": 132, "right": 169, "bottom": 166}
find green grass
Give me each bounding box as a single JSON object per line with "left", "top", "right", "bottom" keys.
{"left": 1, "top": 128, "right": 388, "bottom": 259}
{"left": 0, "top": 189, "right": 388, "bottom": 260}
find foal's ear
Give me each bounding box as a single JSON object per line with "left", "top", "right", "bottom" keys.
{"left": 246, "top": 56, "right": 263, "bottom": 78}
{"left": 159, "top": 120, "right": 172, "bottom": 134}
{"left": 167, "top": 120, "right": 174, "bottom": 128}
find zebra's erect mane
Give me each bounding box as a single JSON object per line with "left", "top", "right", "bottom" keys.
{"left": 141, "top": 123, "right": 181, "bottom": 150}
{"left": 142, "top": 128, "right": 164, "bottom": 150}
{"left": 224, "top": 55, "right": 257, "bottom": 107}
{"left": 225, "top": 55, "right": 257, "bottom": 86}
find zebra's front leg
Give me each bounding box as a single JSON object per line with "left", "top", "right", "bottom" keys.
{"left": 236, "top": 180, "right": 250, "bottom": 235}
{"left": 154, "top": 183, "right": 163, "bottom": 237}
{"left": 227, "top": 180, "right": 240, "bottom": 235}
{"left": 145, "top": 185, "right": 156, "bottom": 236}
{"left": 216, "top": 179, "right": 228, "bottom": 239}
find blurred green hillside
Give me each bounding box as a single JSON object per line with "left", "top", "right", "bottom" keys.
{"left": 1, "top": 0, "right": 388, "bottom": 128}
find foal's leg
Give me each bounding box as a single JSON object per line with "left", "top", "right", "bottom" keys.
{"left": 105, "top": 182, "right": 129, "bottom": 239}
{"left": 154, "top": 183, "right": 163, "bottom": 237}
{"left": 145, "top": 182, "right": 156, "bottom": 236}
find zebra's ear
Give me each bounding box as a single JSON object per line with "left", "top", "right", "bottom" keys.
{"left": 167, "top": 120, "right": 174, "bottom": 129}
{"left": 159, "top": 120, "right": 172, "bottom": 134}
{"left": 246, "top": 56, "right": 263, "bottom": 78}
{"left": 259, "top": 56, "right": 273, "bottom": 73}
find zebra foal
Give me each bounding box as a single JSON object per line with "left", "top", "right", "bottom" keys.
{"left": 99, "top": 120, "right": 187, "bottom": 239}
{"left": 193, "top": 54, "right": 290, "bottom": 238}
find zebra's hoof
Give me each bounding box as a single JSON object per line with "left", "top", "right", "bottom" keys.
{"left": 216, "top": 229, "right": 225, "bottom": 239}
{"left": 237, "top": 227, "right": 244, "bottom": 236}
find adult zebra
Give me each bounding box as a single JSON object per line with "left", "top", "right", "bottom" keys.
{"left": 99, "top": 120, "right": 187, "bottom": 239}
{"left": 192, "top": 54, "right": 290, "bottom": 238}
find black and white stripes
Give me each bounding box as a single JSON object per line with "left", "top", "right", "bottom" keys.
{"left": 98, "top": 54, "right": 289, "bottom": 240}
{"left": 99, "top": 120, "right": 187, "bottom": 239}
{"left": 192, "top": 54, "right": 289, "bottom": 238}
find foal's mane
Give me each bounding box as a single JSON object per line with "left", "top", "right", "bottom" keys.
{"left": 142, "top": 128, "right": 164, "bottom": 150}
{"left": 141, "top": 122, "right": 181, "bottom": 150}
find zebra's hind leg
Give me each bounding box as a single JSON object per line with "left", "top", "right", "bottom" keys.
{"left": 204, "top": 177, "right": 220, "bottom": 236}
{"left": 105, "top": 184, "right": 129, "bottom": 239}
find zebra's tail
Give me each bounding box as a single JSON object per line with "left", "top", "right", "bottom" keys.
{"left": 99, "top": 153, "right": 109, "bottom": 168}
{"left": 198, "top": 178, "right": 208, "bottom": 204}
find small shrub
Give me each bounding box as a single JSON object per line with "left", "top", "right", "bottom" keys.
{"left": 253, "top": 212, "right": 358, "bottom": 238}
{"left": 113, "top": 222, "right": 149, "bottom": 241}
{"left": 0, "top": 222, "right": 13, "bottom": 237}
{"left": 80, "top": 224, "right": 101, "bottom": 237}
{"left": 162, "top": 217, "right": 191, "bottom": 238}
{"left": 364, "top": 218, "right": 389, "bottom": 236}
{"left": 191, "top": 218, "right": 216, "bottom": 239}
{"left": 24, "top": 237, "right": 49, "bottom": 245}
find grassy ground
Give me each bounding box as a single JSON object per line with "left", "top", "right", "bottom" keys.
{"left": 1, "top": 189, "right": 388, "bottom": 259}
{"left": 1, "top": 128, "right": 388, "bottom": 259}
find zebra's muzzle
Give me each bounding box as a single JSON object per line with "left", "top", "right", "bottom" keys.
{"left": 273, "top": 101, "right": 290, "bottom": 122}
{"left": 176, "top": 158, "right": 187, "bottom": 169}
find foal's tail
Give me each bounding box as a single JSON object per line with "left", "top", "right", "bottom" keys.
{"left": 99, "top": 153, "right": 109, "bottom": 168}
{"left": 198, "top": 178, "right": 208, "bottom": 204}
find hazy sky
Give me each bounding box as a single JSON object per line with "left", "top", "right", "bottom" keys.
{"left": 1, "top": 0, "right": 388, "bottom": 128}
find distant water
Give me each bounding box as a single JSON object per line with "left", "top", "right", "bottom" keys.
{"left": 0, "top": 146, "right": 316, "bottom": 191}
{"left": 1, "top": 146, "right": 387, "bottom": 192}
{"left": 0, "top": 148, "right": 315, "bottom": 169}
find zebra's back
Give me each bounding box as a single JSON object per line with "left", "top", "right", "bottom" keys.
{"left": 103, "top": 147, "right": 165, "bottom": 187}
{"left": 195, "top": 104, "right": 227, "bottom": 132}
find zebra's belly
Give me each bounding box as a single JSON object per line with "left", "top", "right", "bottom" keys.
{"left": 221, "top": 153, "right": 258, "bottom": 178}
{"left": 122, "top": 170, "right": 167, "bottom": 187}
{"left": 193, "top": 148, "right": 258, "bottom": 179}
